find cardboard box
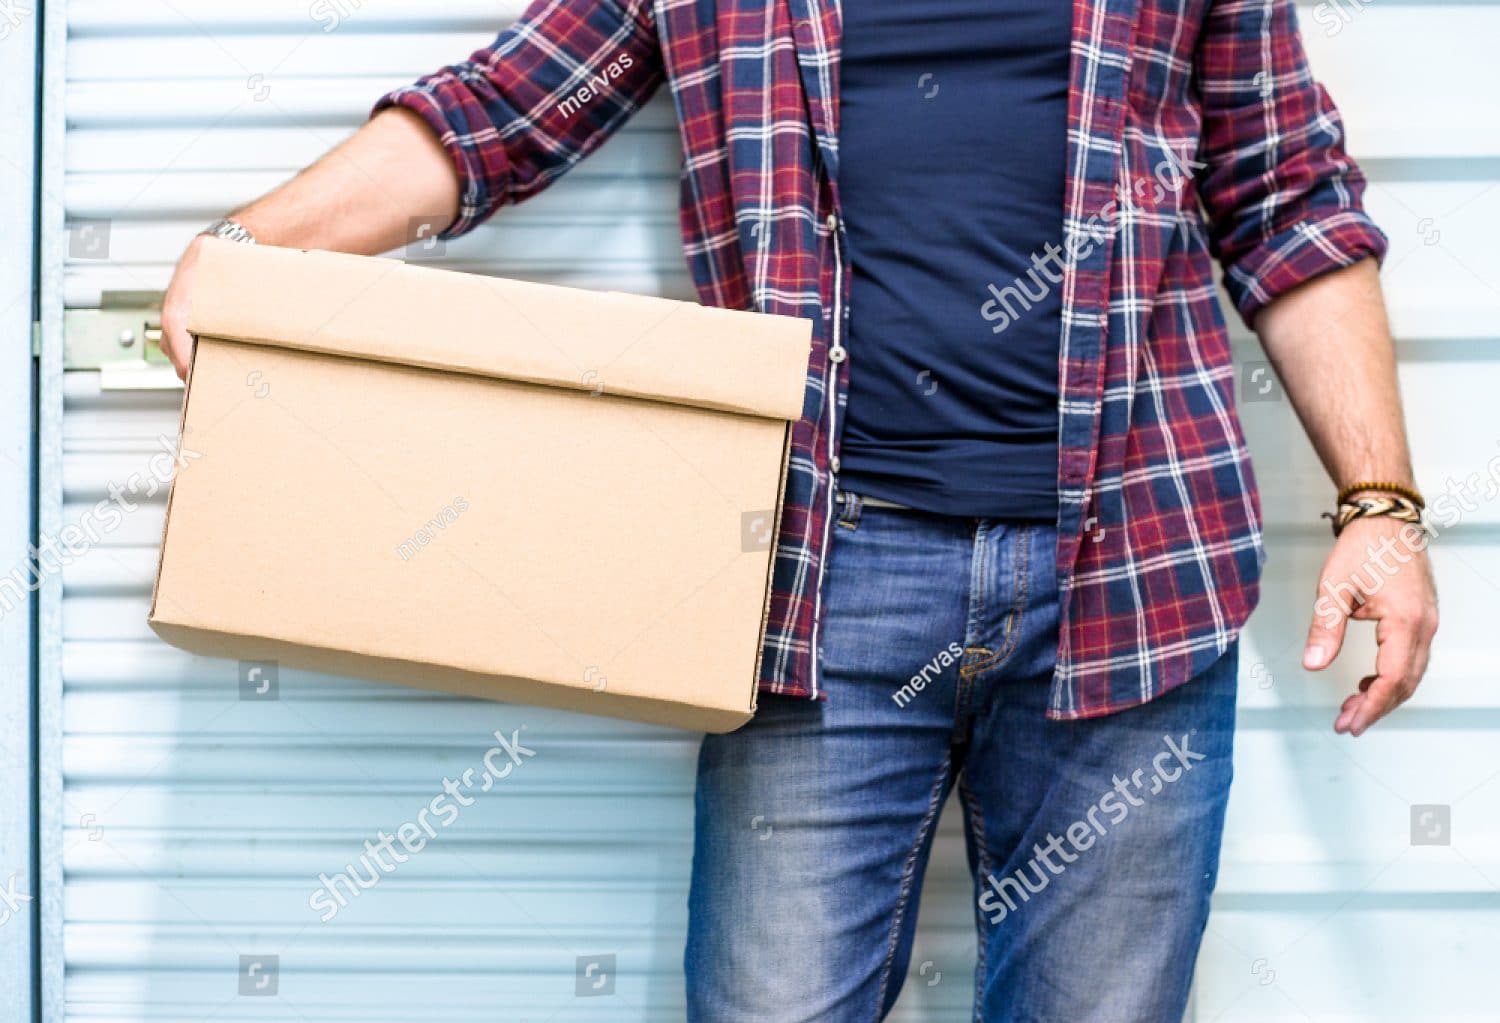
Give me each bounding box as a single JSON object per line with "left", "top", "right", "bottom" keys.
{"left": 148, "top": 240, "right": 811, "bottom": 732}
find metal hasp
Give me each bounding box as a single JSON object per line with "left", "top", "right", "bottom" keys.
{"left": 63, "top": 290, "right": 180, "bottom": 389}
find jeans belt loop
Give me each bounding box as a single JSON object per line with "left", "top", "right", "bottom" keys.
{"left": 835, "top": 490, "right": 863, "bottom": 527}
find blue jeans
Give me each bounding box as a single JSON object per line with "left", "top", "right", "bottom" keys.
{"left": 685, "top": 493, "right": 1238, "bottom": 1022}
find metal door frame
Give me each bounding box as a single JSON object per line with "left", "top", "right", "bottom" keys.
{"left": 34, "top": 0, "right": 69, "bottom": 1019}
{"left": 0, "top": 0, "right": 44, "bottom": 1018}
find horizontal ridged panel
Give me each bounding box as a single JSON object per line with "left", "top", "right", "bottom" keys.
{"left": 51, "top": 2, "right": 1498, "bottom": 1021}
{"left": 54, "top": 5, "right": 722, "bottom": 1019}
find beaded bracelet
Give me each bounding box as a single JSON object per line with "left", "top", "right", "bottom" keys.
{"left": 1337, "top": 480, "right": 1425, "bottom": 509}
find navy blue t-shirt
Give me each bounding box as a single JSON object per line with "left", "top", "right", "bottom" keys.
{"left": 836, "top": 0, "right": 1072, "bottom": 520}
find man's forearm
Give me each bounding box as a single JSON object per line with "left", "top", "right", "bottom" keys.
{"left": 231, "top": 107, "right": 460, "bottom": 254}
{"left": 159, "top": 107, "right": 461, "bottom": 377}
{"left": 1253, "top": 258, "right": 1414, "bottom": 491}
{"left": 1259, "top": 256, "right": 1436, "bottom": 737}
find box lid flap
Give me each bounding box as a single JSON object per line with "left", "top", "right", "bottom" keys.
{"left": 186, "top": 239, "right": 812, "bottom": 420}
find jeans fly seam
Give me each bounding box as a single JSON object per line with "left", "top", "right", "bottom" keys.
{"left": 874, "top": 751, "right": 951, "bottom": 1018}
{"left": 969, "top": 524, "right": 988, "bottom": 638}
{"left": 959, "top": 525, "right": 1032, "bottom": 679}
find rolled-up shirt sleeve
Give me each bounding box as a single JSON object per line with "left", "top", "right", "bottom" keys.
{"left": 372, "top": 0, "right": 664, "bottom": 238}
{"left": 1193, "top": 0, "right": 1388, "bottom": 326}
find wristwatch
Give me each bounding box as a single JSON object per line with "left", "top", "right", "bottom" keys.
{"left": 199, "top": 217, "right": 257, "bottom": 245}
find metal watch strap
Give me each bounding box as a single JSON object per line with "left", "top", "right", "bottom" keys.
{"left": 200, "top": 217, "right": 257, "bottom": 245}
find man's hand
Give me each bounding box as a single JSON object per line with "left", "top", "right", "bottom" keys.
{"left": 1253, "top": 259, "right": 1436, "bottom": 735}
{"left": 157, "top": 108, "right": 461, "bottom": 380}
{"left": 1303, "top": 515, "right": 1439, "bottom": 736}
{"left": 160, "top": 235, "right": 207, "bottom": 380}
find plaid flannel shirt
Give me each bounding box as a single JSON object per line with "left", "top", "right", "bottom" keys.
{"left": 376, "top": 0, "right": 1388, "bottom": 719}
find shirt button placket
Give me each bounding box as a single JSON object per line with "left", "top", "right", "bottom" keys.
{"left": 826, "top": 211, "right": 848, "bottom": 363}
{"left": 825, "top": 202, "right": 848, "bottom": 482}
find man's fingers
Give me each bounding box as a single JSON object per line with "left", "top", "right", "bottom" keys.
{"left": 1345, "top": 617, "right": 1420, "bottom": 736}
{"left": 1409, "top": 604, "right": 1439, "bottom": 695}
{"left": 160, "top": 237, "right": 202, "bottom": 382}
{"left": 160, "top": 308, "right": 192, "bottom": 381}
{"left": 169, "top": 328, "right": 192, "bottom": 381}
{"left": 1344, "top": 677, "right": 1403, "bottom": 736}
{"left": 1303, "top": 592, "right": 1349, "bottom": 670}
{"left": 1333, "top": 689, "right": 1365, "bottom": 734}
{"left": 1374, "top": 613, "right": 1420, "bottom": 695}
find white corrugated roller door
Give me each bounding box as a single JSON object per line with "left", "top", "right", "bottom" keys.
{"left": 45, "top": 2, "right": 719, "bottom": 1021}
{"left": 38, "top": 0, "right": 1499, "bottom": 1021}
{"left": 1207, "top": 6, "right": 1500, "bottom": 1020}
{"left": 39, "top": 2, "right": 972, "bottom": 1019}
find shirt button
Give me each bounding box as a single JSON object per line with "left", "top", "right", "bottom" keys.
{"left": 825, "top": 213, "right": 839, "bottom": 231}
{"left": 828, "top": 344, "right": 847, "bottom": 363}
{"left": 831, "top": 455, "right": 841, "bottom": 473}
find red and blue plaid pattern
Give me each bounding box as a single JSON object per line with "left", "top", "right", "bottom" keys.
{"left": 377, "top": 0, "right": 1387, "bottom": 719}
